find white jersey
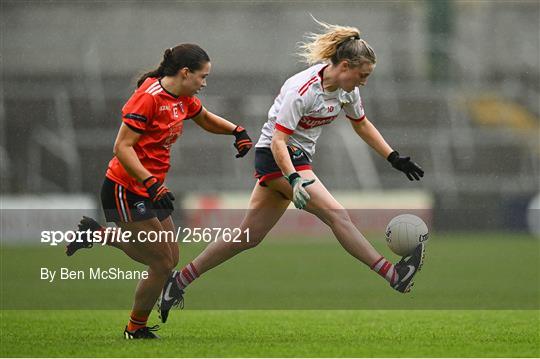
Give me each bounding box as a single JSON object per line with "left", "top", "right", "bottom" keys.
{"left": 256, "top": 63, "right": 366, "bottom": 161}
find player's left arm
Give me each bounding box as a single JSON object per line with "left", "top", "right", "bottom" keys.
{"left": 350, "top": 117, "right": 424, "bottom": 181}
{"left": 350, "top": 116, "right": 393, "bottom": 158}
{"left": 192, "top": 107, "right": 235, "bottom": 134}
{"left": 192, "top": 108, "right": 253, "bottom": 158}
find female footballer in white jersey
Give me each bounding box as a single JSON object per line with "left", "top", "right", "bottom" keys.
{"left": 159, "top": 20, "right": 426, "bottom": 322}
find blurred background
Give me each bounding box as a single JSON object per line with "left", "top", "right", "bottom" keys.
{"left": 1, "top": 0, "right": 539, "bottom": 233}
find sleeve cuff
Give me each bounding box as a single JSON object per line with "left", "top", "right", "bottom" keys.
{"left": 187, "top": 105, "right": 203, "bottom": 120}
{"left": 124, "top": 121, "right": 145, "bottom": 134}
{"left": 346, "top": 114, "right": 366, "bottom": 122}
{"left": 124, "top": 113, "right": 148, "bottom": 123}
{"left": 275, "top": 123, "right": 294, "bottom": 135}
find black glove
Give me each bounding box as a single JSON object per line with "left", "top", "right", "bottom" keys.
{"left": 387, "top": 151, "right": 424, "bottom": 181}
{"left": 143, "top": 176, "right": 175, "bottom": 210}
{"left": 233, "top": 126, "right": 253, "bottom": 158}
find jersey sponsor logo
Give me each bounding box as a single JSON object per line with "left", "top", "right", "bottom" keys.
{"left": 163, "top": 122, "right": 183, "bottom": 149}
{"left": 159, "top": 105, "right": 171, "bottom": 112}
{"left": 298, "top": 115, "right": 337, "bottom": 129}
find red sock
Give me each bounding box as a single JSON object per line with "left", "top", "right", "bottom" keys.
{"left": 371, "top": 256, "right": 398, "bottom": 285}
{"left": 127, "top": 312, "right": 148, "bottom": 332}
{"left": 175, "top": 262, "right": 199, "bottom": 290}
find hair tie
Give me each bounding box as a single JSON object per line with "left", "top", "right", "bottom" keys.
{"left": 351, "top": 35, "right": 360, "bottom": 41}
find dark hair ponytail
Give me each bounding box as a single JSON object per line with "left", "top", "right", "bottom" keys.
{"left": 137, "top": 44, "right": 210, "bottom": 88}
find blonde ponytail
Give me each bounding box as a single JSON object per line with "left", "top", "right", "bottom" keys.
{"left": 298, "top": 16, "right": 376, "bottom": 66}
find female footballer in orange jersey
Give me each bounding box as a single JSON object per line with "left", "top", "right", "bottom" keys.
{"left": 158, "top": 20, "right": 425, "bottom": 323}
{"left": 66, "top": 44, "right": 253, "bottom": 339}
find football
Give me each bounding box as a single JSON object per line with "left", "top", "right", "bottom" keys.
{"left": 385, "top": 214, "right": 429, "bottom": 256}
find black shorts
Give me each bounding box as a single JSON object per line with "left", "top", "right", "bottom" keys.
{"left": 100, "top": 177, "right": 173, "bottom": 223}
{"left": 254, "top": 146, "right": 312, "bottom": 186}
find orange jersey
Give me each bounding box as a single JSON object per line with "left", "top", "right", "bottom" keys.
{"left": 106, "top": 77, "right": 202, "bottom": 197}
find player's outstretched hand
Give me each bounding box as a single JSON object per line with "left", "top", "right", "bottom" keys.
{"left": 287, "top": 172, "right": 316, "bottom": 209}
{"left": 143, "top": 176, "right": 175, "bottom": 210}
{"left": 387, "top": 151, "right": 424, "bottom": 181}
{"left": 233, "top": 126, "right": 253, "bottom": 158}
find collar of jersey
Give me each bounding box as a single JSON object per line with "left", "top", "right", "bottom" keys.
{"left": 317, "top": 64, "right": 329, "bottom": 90}
{"left": 158, "top": 78, "right": 181, "bottom": 99}
{"left": 318, "top": 64, "right": 340, "bottom": 95}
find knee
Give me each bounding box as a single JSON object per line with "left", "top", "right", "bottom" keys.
{"left": 170, "top": 248, "right": 180, "bottom": 268}
{"left": 150, "top": 253, "right": 176, "bottom": 275}
{"left": 172, "top": 254, "right": 179, "bottom": 268}
{"left": 163, "top": 255, "right": 176, "bottom": 272}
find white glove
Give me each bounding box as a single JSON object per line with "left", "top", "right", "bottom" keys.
{"left": 287, "top": 172, "right": 316, "bottom": 209}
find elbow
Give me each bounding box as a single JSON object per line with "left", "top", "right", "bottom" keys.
{"left": 271, "top": 129, "right": 290, "bottom": 154}
{"left": 354, "top": 120, "right": 370, "bottom": 136}
{"left": 270, "top": 136, "right": 282, "bottom": 153}
{"left": 113, "top": 142, "right": 127, "bottom": 157}
{"left": 272, "top": 133, "right": 289, "bottom": 150}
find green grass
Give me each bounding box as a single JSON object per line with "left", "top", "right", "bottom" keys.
{"left": 1, "top": 310, "right": 538, "bottom": 357}
{"left": 1, "top": 232, "right": 538, "bottom": 309}
{"left": 1, "top": 232, "right": 539, "bottom": 356}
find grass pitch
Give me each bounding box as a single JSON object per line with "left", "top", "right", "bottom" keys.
{"left": 1, "top": 232, "right": 539, "bottom": 357}
{"left": 1, "top": 310, "right": 538, "bottom": 357}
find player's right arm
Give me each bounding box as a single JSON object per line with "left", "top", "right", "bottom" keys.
{"left": 270, "top": 130, "right": 296, "bottom": 176}
{"left": 114, "top": 90, "right": 156, "bottom": 183}
{"left": 114, "top": 91, "right": 175, "bottom": 208}
{"left": 272, "top": 131, "right": 315, "bottom": 209}
{"left": 271, "top": 90, "right": 315, "bottom": 209}
{"left": 112, "top": 123, "right": 152, "bottom": 182}
{"left": 271, "top": 89, "right": 304, "bottom": 177}
{"left": 113, "top": 122, "right": 174, "bottom": 208}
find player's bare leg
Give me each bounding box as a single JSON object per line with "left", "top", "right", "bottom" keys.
{"left": 191, "top": 183, "right": 290, "bottom": 274}
{"left": 117, "top": 218, "right": 174, "bottom": 312}
{"left": 299, "top": 170, "right": 382, "bottom": 265}
{"left": 115, "top": 217, "right": 175, "bottom": 337}
{"left": 274, "top": 169, "right": 423, "bottom": 292}
{"left": 158, "top": 182, "right": 290, "bottom": 322}
{"left": 160, "top": 216, "right": 179, "bottom": 268}
{"left": 264, "top": 170, "right": 381, "bottom": 265}
{"left": 266, "top": 170, "right": 411, "bottom": 289}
